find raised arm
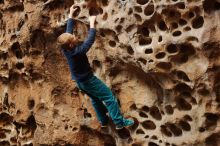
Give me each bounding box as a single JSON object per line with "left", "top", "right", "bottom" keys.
{"left": 73, "top": 16, "right": 97, "bottom": 54}
{"left": 65, "top": 5, "right": 78, "bottom": 34}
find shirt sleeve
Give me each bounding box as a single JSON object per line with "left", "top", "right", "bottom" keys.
{"left": 65, "top": 18, "right": 74, "bottom": 34}
{"left": 72, "top": 28, "right": 96, "bottom": 55}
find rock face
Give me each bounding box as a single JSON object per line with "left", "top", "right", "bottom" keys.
{"left": 0, "top": 0, "right": 220, "bottom": 145}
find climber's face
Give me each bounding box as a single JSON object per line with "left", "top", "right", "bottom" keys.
{"left": 58, "top": 33, "right": 77, "bottom": 50}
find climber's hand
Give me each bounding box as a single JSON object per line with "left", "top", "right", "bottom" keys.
{"left": 89, "top": 16, "right": 97, "bottom": 28}
{"left": 69, "top": 5, "right": 78, "bottom": 18}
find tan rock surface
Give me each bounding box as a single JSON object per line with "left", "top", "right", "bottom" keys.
{"left": 0, "top": 0, "right": 220, "bottom": 146}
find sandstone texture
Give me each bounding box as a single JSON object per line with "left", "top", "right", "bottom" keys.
{"left": 1, "top": 0, "right": 220, "bottom": 146}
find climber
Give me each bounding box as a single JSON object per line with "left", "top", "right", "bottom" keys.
{"left": 57, "top": 5, "right": 134, "bottom": 129}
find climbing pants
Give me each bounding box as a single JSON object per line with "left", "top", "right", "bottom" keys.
{"left": 77, "top": 75, "right": 124, "bottom": 125}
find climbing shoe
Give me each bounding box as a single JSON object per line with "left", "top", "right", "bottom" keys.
{"left": 116, "top": 118, "right": 134, "bottom": 130}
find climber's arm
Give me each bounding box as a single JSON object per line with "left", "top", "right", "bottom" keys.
{"left": 73, "top": 16, "right": 97, "bottom": 54}
{"left": 66, "top": 5, "right": 78, "bottom": 34}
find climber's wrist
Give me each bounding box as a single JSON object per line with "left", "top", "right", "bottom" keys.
{"left": 68, "top": 12, "right": 74, "bottom": 18}
{"left": 90, "top": 22, "right": 95, "bottom": 28}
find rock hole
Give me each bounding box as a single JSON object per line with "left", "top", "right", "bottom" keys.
{"left": 184, "top": 26, "right": 191, "bottom": 31}
{"left": 127, "top": 46, "right": 134, "bottom": 55}
{"left": 156, "top": 62, "right": 172, "bottom": 71}
{"left": 166, "top": 143, "right": 170, "bottom": 146}
{"left": 26, "top": 115, "right": 37, "bottom": 131}
{"left": 199, "top": 127, "right": 206, "bottom": 132}
{"left": 192, "top": 16, "right": 204, "bottom": 29}
{"left": 205, "top": 133, "right": 220, "bottom": 146}
{"left": 179, "top": 19, "right": 187, "bottom": 26}
{"left": 126, "top": 24, "right": 136, "bottom": 33}
{"left": 142, "top": 120, "right": 156, "bottom": 130}
{"left": 101, "top": 0, "right": 109, "bottom": 6}
{"left": 145, "top": 135, "right": 149, "bottom": 138}
{"left": 204, "top": 113, "right": 219, "bottom": 130}
{"left": 103, "top": 12, "right": 108, "bottom": 20}
{"left": 139, "top": 37, "right": 152, "bottom": 46}
{"left": 73, "top": 6, "right": 81, "bottom": 17}
{"left": 52, "top": 86, "right": 62, "bottom": 96}
{"left": 117, "top": 128, "right": 131, "bottom": 139}
{"left": 0, "top": 132, "right": 6, "bottom": 139}
{"left": 179, "top": 43, "right": 196, "bottom": 56}
{"left": 134, "top": 14, "right": 142, "bottom": 22}
{"left": 183, "top": 114, "right": 193, "bottom": 121}
{"left": 151, "top": 135, "right": 157, "bottom": 140}
{"left": 134, "top": 6, "right": 142, "bottom": 13}
{"left": 10, "top": 137, "right": 17, "bottom": 143}
{"left": 165, "top": 105, "right": 174, "bottom": 115}
{"left": 83, "top": 108, "right": 92, "bottom": 118}
{"left": 129, "top": 117, "right": 139, "bottom": 131}
{"left": 171, "top": 22, "right": 178, "bottom": 29}
{"left": 203, "top": 0, "right": 220, "bottom": 13}
{"left": 145, "top": 48, "right": 153, "bottom": 54}
{"left": 144, "top": 4, "right": 154, "bottom": 16}
{"left": 158, "top": 20, "right": 167, "bottom": 31}
{"left": 188, "top": 11, "right": 194, "bottom": 18}
{"left": 15, "top": 62, "right": 24, "bottom": 70}
{"left": 136, "top": 129, "right": 145, "bottom": 134}
{"left": 9, "top": 70, "right": 20, "bottom": 82}
{"left": 160, "top": 125, "right": 172, "bottom": 137}
{"left": 177, "top": 2, "right": 185, "bottom": 9}
{"left": 120, "top": 18, "right": 125, "bottom": 24}
{"left": 0, "top": 141, "right": 10, "bottom": 146}
{"left": 92, "top": 60, "right": 101, "bottom": 70}
{"left": 28, "top": 99, "right": 35, "bottom": 110}
{"left": 148, "top": 142, "right": 158, "bottom": 146}
{"left": 11, "top": 42, "right": 23, "bottom": 59}
{"left": 148, "top": 59, "right": 154, "bottom": 63}
{"left": 130, "top": 103, "right": 137, "bottom": 110}
{"left": 155, "top": 52, "right": 166, "bottom": 59}
{"left": 136, "top": 0, "right": 149, "bottom": 5}
{"left": 175, "top": 82, "right": 192, "bottom": 92}
{"left": 0, "top": 51, "right": 8, "bottom": 60}
{"left": 214, "top": 2, "right": 220, "bottom": 10}
{"left": 158, "top": 36, "right": 162, "bottom": 42}
{"left": 166, "top": 123, "right": 182, "bottom": 136}
{"left": 149, "top": 106, "right": 162, "bottom": 120}
{"left": 89, "top": 7, "right": 103, "bottom": 16}
{"left": 172, "top": 31, "right": 182, "bottom": 37}
{"left": 178, "top": 120, "right": 191, "bottom": 131}
{"left": 128, "top": 8, "right": 133, "bottom": 15}
{"left": 141, "top": 105, "right": 149, "bottom": 112}
{"left": 109, "top": 40, "right": 116, "bottom": 47}
{"left": 116, "top": 25, "right": 123, "bottom": 32}
{"left": 166, "top": 44, "right": 178, "bottom": 54}
{"left": 175, "top": 70, "right": 190, "bottom": 82}
{"left": 175, "top": 96, "right": 192, "bottom": 111}
{"left": 170, "top": 54, "right": 188, "bottom": 64}
{"left": 138, "top": 58, "right": 147, "bottom": 65}
{"left": 138, "top": 25, "right": 149, "bottom": 37}
{"left": 139, "top": 111, "right": 148, "bottom": 118}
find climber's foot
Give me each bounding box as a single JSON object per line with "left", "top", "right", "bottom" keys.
{"left": 116, "top": 119, "right": 134, "bottom": 130}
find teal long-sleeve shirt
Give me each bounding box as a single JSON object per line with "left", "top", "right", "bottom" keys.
{"left": 61, "top": 18, "right": 96, "bottom": 82}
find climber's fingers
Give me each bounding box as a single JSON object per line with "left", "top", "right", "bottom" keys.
{"left": 70, "top": 5, "right": 78, "bottom": 13}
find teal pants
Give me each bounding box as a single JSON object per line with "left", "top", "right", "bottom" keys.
{"left": 77, "top": 75, "right": 124, "bottom": 125}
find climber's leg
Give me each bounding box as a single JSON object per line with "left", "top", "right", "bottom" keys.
{"left": 77, "top": 82, "right": 109, "bottom": 126}
{"left": 77, "top": 75, "right": 124, "bottom": 126}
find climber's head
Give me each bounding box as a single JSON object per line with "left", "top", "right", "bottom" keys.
{"left": 57, "top": 33, "right": 78, "bottom": 50}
